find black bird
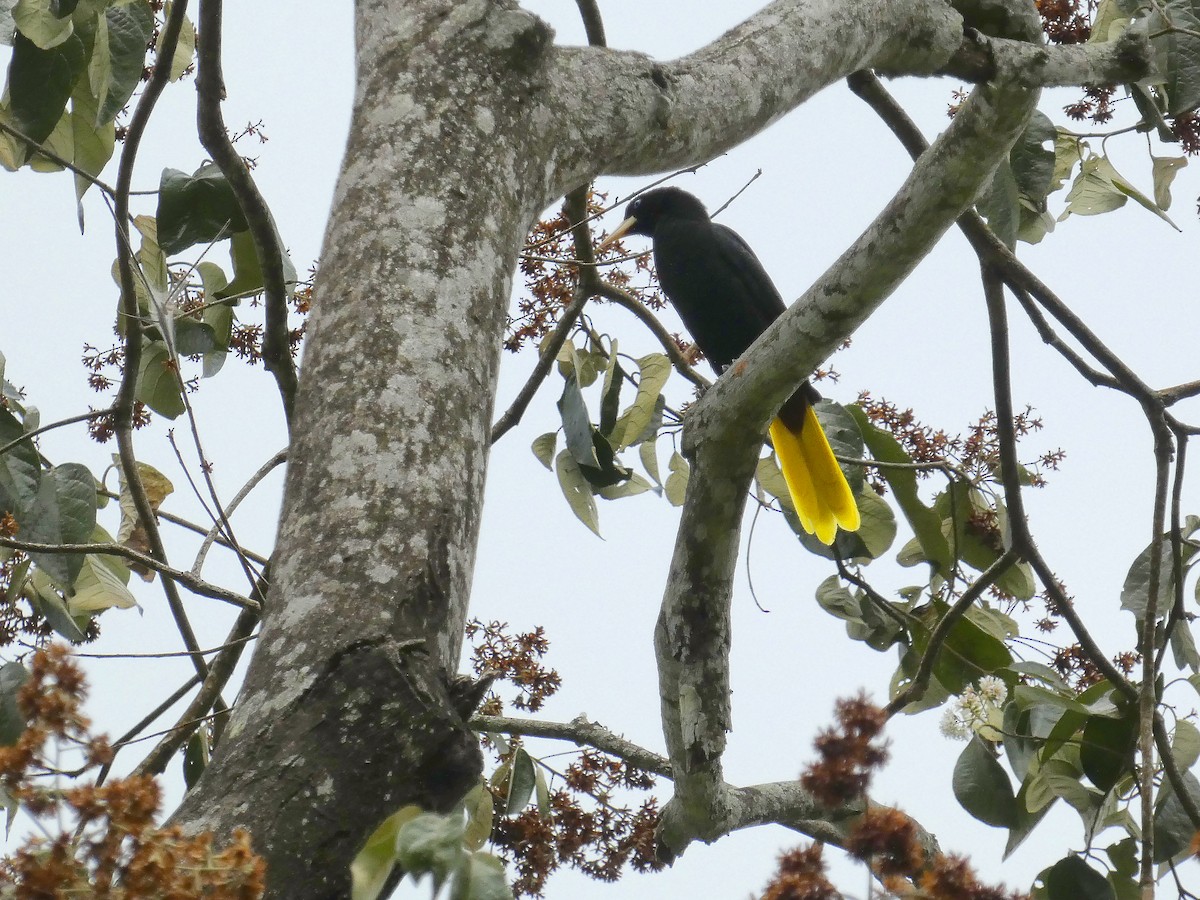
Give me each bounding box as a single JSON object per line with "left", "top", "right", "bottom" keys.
{"left": 599, "top": 187, "right": 859, "bottom": 544}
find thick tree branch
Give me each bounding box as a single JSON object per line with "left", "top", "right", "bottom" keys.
{"left": 653, "top": 44, "right": 1041, "bottom": 857}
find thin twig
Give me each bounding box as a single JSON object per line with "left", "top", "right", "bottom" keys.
{"left": 191, "top": 449, "right": 286, "bottom": 577}
{"left": 0, "top": 120, "right": 117, "bottom": 194}
{"left": 595, "top": 283, "right": 709, "bottom": 389}
{"left": 472, "top": 713, "right": 670, "bottom": 778}
{"left": 111, "top": 0, "right": 211, "bottom": 681}
{"left": 0, "top": 536, "right": 259, "bottom": 610}
{"left": 491, "top": 188, "right": 598, "bottom": 443}
{"left": 0, "top": 409, "right": 115, "bottom": 458}
{"left": 885, "top": 548, "right": 1018, "bottom": 717}
{"left": 95, "top": 673, "right": 202, "bottom": 787}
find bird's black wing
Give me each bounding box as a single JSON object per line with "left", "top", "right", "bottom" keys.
{"left": 710, "top": 223, "right": 787, "bottom": 332}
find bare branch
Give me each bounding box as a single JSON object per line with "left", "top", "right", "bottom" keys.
{"left": 473, "top": 713, "right": 670, "bottom": 777}
{"left": 0, "top": 536, "right": 259, "bottom": 611}
{"left": 111, "top": 0, "right": 212, "bottom": 680}
{"left": 196, "top": 0, "right": 298, "bottom": 426}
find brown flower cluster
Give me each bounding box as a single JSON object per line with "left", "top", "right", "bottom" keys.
{"left": 467, "top": 619, "right": 562, "bottom": 713}
{"left": 491, "top": 787, "right": 661, "bottom": 897}
{"left": 467, "top": 622, "right": 661, "bottom": 896}
{"left": 801, "top": 693, "right": 888, "bottom": 807}
{"left": 507, "top": 190, "right": 661, "bottom": 353}
{"left": 766, "top": 795, "right": 1027, "bottom": 897}
{"left": 857, "top": 394, "right": 1061, "bottom": 494}
{"left": 0, "top": 645, "right": 265, "bottom": 897}
{"left": 911, "top": 852, "right": 1030, "bottom": 900}
{"left": 758, "top": 844, "right": 839, "bottom": 900}
{"left": 1037, "top": 0, "right": 1093, "bottom": 44}
{"left": 1063, "top": 84, "right": 1117, "bottom": 125}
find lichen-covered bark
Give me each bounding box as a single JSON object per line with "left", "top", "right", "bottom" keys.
{"left": 166, "top": 0, "right": 1151, "bottom": 893}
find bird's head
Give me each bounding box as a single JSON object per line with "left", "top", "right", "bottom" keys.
{"left": 597, "top": 187, "right": 709, "bottom": 249}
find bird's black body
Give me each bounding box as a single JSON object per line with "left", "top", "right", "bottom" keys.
{"left": 602, "top": 186, "right": 859, "bottom": 544}
{"left": 618, "top": 187, "right": 819, "bottom": 428}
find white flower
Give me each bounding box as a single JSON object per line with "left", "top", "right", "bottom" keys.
{"left": 941, "top": 676, "right": 1008, "bottom": 742}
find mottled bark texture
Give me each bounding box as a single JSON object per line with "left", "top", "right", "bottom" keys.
{"left": 166, "top": 0, "right": 1149, "bottom": 895}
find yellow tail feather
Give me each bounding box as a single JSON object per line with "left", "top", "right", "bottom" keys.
{"left": 769, "top": 407, "right": 860, "bottom": 545}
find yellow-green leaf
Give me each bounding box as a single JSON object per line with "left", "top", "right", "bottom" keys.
{"left": 555, "top": 450, "right": 600, "bottom": 537}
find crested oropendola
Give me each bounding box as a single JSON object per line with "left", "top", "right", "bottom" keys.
{"left": 598, "top": 186, "right": 860, "bottom": 544}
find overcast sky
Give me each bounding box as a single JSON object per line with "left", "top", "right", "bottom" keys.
{"left": 3, "top": 2, "right": 1200, "bottom": 897}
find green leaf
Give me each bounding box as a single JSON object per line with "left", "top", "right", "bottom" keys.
{"left": 21, "top": 462, "right": 97, "bottom": 589}
{"left": 26, "top": 569, "right": 88, "bottom": 642}
{"left": 1106, "top": 836, "right": 1137, "bottom": 878}
{"left": 462, "top": 782, "right": 494, "bottom": 851}
{"left": 848, "top": 405, "right": 951, "bottom": 575}
{"left": 12, "top": 0, "right": 73, "bottom": 49}
{"left": 95, "top": 0, "right": 152, "bottom": 124}
{"left": 135, "top": 340, "right": 184, "bottom": 419}
{"left": 1079, "top": 710, "right": 1136, "bottom": 792}
{"left": 1149, "top": 0, "right": 1200, "bottom": 115}
{"left": 69, "top": 74, "right": 115, "bottom": 218}
{"left": 1060, "top": 154, "right": 1180, "bottom": 229}
{"left": 68, "top": 553, "right": 137, "bottom": 613}
{"left": 1120, "top": 515, "right": 1200, "bottom": 621}
{"left": 755, "top": 453, "right": 793, "bottom": 512}
{"left": 597, "top": 339, "right": 621, "bottom": 436}
{"left": 395, "top": 811, "right": 467, "bottom": 892}
{"left": 1152, "top": 155, "right": 1187, "bottom": 210}
{"left": 608, "top": 354, "right": 670, "bottom": 450}
{"left": 0, "top": 661, "right": 29, "bottom": 745}
{"left": 198, "top": 266, "right": 233, "bottom": 376}
{"left": 530, "top": 432, "right": 556, "bottom": 470}
{"left": 157, "top": 164, "right": 249, "bottom": 255}
{"left": 506, "top": 748, "right": 536, "bottom": 815}
{"left": 978, "top": 159, "right": 1020, "bottom": 249}
{"left": 596, "top": 472, "right": 651, "bottom": 500}
{"left": 1154, "top": 770, "right": 1200, "bottom": 862}
{"left": 217, "top": 228, "right": 279, "bottom": 300}
{"left": 1171, "top": 718, "right": 1200, "bottom": 771}
{"left": 0, "top": 405, "right": 41, "bottom": 517}
{"left": 814, "top": 574, "right": 862, "bottom": 622}
{"left": 1004, "top": 779, "right": 1054, "bottom": 858}
{"left": 182, "top": 727, "right": 208, "bottom": 789}
{"left": 638, "top": 437, "right": 662, "bottom": 487}
{"left": 1171, "top": 619, "right": 1200, "bottom": 672}
{"left": 534, "top": 765, "right": 551, "bottom": 820}
{"left": 554, "top": 450, "right": 600, "bottom": 537}
{"left": 1048, "top": 129, "right": 1082, "bottom": 195}
{"left": 1011, "top": 110, "right": 1057, "bottom": 203}
{"left": 8, "top": 28, "right": 85, "bottom": 147}
{"left": 556, "top": 374, "right": 600, "bottom": 470}
{"left": 935, "top": 484, "right": 1034, "bottom": 599}
{"left": 351, "top": 805, "right": 421, "bottom": 900}
{"left": 664, "top": 451, "right": 689, "bottom": 507}
{"left": 1043, "top": 855, "right": 1115, "bottom": 900}
{"left": 1090, "top": 0, "right": 1135, "bottom": 43}
{"left": 911, "top": 606, "right": 1012, "bottom": 694}
{"left": 448, "top": 852, "right": 513, "bottom": 900}
{"left": 814, "top": 399, "right": 864, "bottom": 496}
{"left": 953, "top": 736, "right": 1018, "bottom": 827}
{"left": 156, "top": 2, "right": 194, "bottom": 82}
{"left": 841, "top": 487, "right": 894, "bottom": 559}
